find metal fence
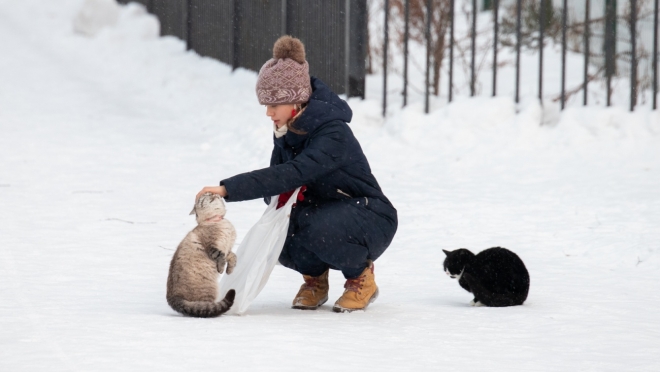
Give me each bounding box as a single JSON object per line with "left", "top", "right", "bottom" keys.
{"left": 385, "top": 0, "right": 659, "bottom": 115}
{"left": 119, "top": 0, "right": 367, "bottom": 98}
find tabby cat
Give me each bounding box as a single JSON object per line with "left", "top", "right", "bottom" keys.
{"left": 166, "top": 193, "right": 237, "bottom": 317}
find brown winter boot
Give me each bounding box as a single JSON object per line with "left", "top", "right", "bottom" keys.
{"left": 333, "top": 262, "right": 379, "bottom": 313}
{"left": 292, "top": 269, "right": 329, "bottom": 310}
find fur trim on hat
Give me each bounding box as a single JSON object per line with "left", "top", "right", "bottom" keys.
{"left": 273, "top": 36, "right": 306, "bottom": 64}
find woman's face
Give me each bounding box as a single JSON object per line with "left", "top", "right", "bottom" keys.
{"left": 266, "top": 104, "right": 295, "bottom": 128}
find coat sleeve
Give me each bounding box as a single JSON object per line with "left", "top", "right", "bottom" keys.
{"left": 263, "top": 145, "right": 280, "bottom": 205}
{"left": 221, "top": 122, "right": 347, "bottom": 202}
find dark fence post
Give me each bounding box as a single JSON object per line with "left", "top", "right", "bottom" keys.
{"left": 515, "top": 0, "right": 521, "bottom": 104}
{"left": 605, "top": 0, "right": 617, "bottom": 107}
{"left": 186, "top": 0, "right": 192, "bottom": 50}
{"left": 470, "top": 0, "right": 477, "bottom": 96}
{"left": 449, "top": 0, "right": 455, "bottom": 102}
{"left": 492, "top": 0, "right": 498, "bottom": 96}
{"left": 232, "top": 0, "right": 240, "bottom": 71}
{"left": 187, "top": 1, "right": 234, "bottom": 65}
{"left": 345, "top": 0, "right": 351, "bottom": 97}
{"left": 287, "top": 2, "right": 364, "bottom": 97}
{"left": 630, "top": 0, "right": 637, "bottom": 111}
{"left": 654, "top": 0, "right": 659, "bottom": 110}
{"left": 560, "top": 0, "right": 567, "bottom": 109}
{"left": 403, "top": 0, "right": 409, "bottom": 107}
{"left": 538, "top": 0, "right": 545, "bottom": 105}
{"left": 425, "top": 0, "right": 431, "bottom": 113}
{"left": 150, "top": 0, "right": 188, "bottom": 40}
{"left": 349, "top": 0, "right": 368, "bottom": 98}
{"left": 584, "top": 0, "right": 590, "bottom": 106}
{"left": 281, "top": 0, "right": 287, "bottom": 35}
{"left": 383, "top": 0, "right": 389, "bottom": 117}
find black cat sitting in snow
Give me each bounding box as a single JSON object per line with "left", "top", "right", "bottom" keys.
{"left": 443, "top": 247, "right": 530, "bottom": 307}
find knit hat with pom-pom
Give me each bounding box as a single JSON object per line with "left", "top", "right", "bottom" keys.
{"left": 256, "top": 36, "right": 312, "bottom": 105}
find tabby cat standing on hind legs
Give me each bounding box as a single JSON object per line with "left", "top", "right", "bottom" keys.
{"left": 443, "top": 247, "right": 530, "bottom": 307}
{"left": 166, "top": 193, "right": 238, "bottom": 318}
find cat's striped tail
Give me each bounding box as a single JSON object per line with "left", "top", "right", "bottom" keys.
{"left": 167, "top": 289, "right": 236, "bottom": 318}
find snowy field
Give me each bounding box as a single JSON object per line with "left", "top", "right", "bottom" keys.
{"left": 1, "top": 1, "right": 660, "bottom": 371}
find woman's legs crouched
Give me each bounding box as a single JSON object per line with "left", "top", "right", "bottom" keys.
{"left": 279, "top": 198, "right": 397, "bottom": 311}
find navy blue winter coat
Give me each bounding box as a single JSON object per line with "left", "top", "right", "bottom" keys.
{"left": 221, "top": 77, "right": 397, "bottom": 275}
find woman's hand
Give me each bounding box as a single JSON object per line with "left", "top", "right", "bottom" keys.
{"left": 196, "top": 186, "right": 227, "bottom": 202}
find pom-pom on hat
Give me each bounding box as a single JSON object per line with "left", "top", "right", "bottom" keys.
{"left": 256, "top": 36, "right": 312, "bottom": 105}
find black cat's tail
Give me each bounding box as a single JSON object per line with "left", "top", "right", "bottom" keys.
{"left": 167, "top": 289, "right": 236, "bottom": 318}
{"left": 462, "top": 273, "right": 527, "bottom": 307}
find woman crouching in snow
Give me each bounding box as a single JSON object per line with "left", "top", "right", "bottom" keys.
{"left": 196, "top": 36, "right": 397, "bottom": 313}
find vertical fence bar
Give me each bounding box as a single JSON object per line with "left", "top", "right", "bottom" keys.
{"left": 345, "top": 0, "right": 351, "bottom": 97}
{"left": 449, "top": 0, "right": 455, "bottom": 102}
{"left": 281, "top": 0, "right": 287, "bottom": 35}
{"left": 539, "top": 0, "right": 545, "bottom": 104}
{"left": 493, "top": 0, "right": 499, "bottom": 96}
{"left": 653, "top": 0, "right": 659, "bottom": 110}
{"left": 186, "top": 0, "right": 192, "bottom": 50}
{"left": 560, "top": 0, "right": 567, "bottom": 109}
{"left": 584, "top": 0, "right": 590, "bottom": 105}
{"left": 470, "top": 0, "right": 477, "bottom": 96}
{"left": 383, "top": 0, "right": 389, "bottom": 117}
{"left": 515, "top": 0, "right": 522, "bottom": 104}
{"left": 425, "top": 0, "right": 432, "bottom": 113}
{"left": 232, "top": 0, "right": 240, "bottom": 71}
{"left": 605, "top": 0, "right": 617, "bottom": 107}
{"left": 403, "top": 0, "right": 409, "bottom": 107}
{"left": 355, "top": 0, "right": 368, "bottom": 98}
{"left": 630, "top": 0, "right": 637, "bottom": 111}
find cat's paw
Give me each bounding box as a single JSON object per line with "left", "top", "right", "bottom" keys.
{"left": 209, "top": 247, "right": 227, "bottom": 273}
{"left": 208, "top": 247, "right": 225, "bottom": 261}
{"left": 216, "top": 259, "right": 227, "bottom": 274}
{"left": 225, "top": 252, "right": 237, "bottom": 275}
{"left": 470, "top": 301, "right": 485, "bottom": 307}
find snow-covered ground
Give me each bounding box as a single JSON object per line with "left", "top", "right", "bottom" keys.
{"left": 1, "top": 1, "right": 659, "bottom": 370}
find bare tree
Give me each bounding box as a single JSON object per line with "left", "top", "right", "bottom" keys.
{"left": 391, "top": 0, "right": 452, "bottom": 96}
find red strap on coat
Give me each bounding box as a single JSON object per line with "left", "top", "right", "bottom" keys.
{"left": 276, "top": 185, "right": 307, "bottom": 209}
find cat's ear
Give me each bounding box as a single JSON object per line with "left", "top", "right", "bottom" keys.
{"left": 442, "top": 249, "right": 451, "bottom": 256}
{"left": 189, "top": 205, "right": 196, "bottom": 216}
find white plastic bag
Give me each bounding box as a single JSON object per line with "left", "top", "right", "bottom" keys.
{"left": 218, "top": 188, "right": 300, "bottom": 315}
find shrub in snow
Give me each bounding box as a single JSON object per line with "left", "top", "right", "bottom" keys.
{"left": 73, "top": 0, "right": 120, "bottom": 37}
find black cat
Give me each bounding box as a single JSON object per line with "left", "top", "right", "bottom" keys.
{"left": 443, "top": 247, "right": 530, "bottom": 307}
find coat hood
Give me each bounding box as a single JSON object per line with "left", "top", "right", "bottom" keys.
{"left": 277, "top": 77, "right": 352, "bottom": 148}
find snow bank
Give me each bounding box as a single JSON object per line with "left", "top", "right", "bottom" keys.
{"left": 73, "top": 0, "right": 120, "bottom": 36}
{"left": 1, "top": 1, "right": 659, "bottom": 371}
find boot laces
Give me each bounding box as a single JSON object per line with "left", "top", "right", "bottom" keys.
{"left": 344, "top": 277, "right": 365, "bottom": 294}
{"left": 302, "top": 276, "right": 321, "bottom": 291}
